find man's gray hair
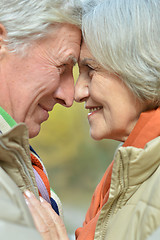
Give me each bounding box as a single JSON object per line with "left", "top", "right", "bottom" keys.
{"left": 0, "top": 0, "right": 82, "bottom": 52}
{"left": 82, "top": 0, "right": 160, "bottom": 106}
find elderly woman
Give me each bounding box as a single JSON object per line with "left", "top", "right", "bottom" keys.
{"left": 25, "top": 0, "right": 160, "bottom": 239}
{"left": 0, "top": 0, "right": 81, "bottom": 239}
{"left": 74, "top": 0, "right": 160, "bottom": 240}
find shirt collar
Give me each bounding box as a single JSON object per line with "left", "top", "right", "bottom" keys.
{"left": 0, "top": 107, "right": 17, "bottom": 134}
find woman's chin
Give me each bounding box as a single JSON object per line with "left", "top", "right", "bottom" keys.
{"left": 90, "top": 130, "right": 104, "bottom": 141}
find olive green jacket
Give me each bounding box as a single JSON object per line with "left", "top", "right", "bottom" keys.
{"left": 95, "top": 136, "right": 160, "bottom": 240}
{"left": 0, "top": 123, "right": 42, "bottom": 239}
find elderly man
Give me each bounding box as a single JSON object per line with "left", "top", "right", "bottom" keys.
{"left": 0, "top": 0, "right": 81, "bottom": 239}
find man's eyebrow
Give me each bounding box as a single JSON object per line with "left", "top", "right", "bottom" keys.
{"left": 64, "top": 55, "right": 77, "bottom": 66}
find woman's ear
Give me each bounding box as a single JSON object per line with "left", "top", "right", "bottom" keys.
{"left": 0, "top": 24, "right": 7, "bottom": 60}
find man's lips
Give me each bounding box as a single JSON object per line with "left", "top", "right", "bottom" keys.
{"left": 38, "top": 104, "right": 53, "bottom": 112}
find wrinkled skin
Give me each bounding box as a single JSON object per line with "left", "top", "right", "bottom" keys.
{"left": 0, "top": 23, "right": 81, "bottom": 138}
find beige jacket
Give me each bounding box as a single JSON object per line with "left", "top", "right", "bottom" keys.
{"left": 95, "top": 136, "right": 160, "bottom": 240}
{"left": 0, "top": 123, "right": 42, "bottom": 239}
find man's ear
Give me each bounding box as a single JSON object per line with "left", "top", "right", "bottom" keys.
{"left": 0, "top": 24, "right": 7, "bottom": 60}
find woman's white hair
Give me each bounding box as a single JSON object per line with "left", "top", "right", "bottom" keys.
{"left": 82, "top": 0, "right": 160, "bottom": 106}
{"left": 0, "top": 0, "right": 82, "bottom": 52}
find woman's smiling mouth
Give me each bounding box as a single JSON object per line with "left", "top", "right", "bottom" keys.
{"left": 87, "top": 106, "right": 103, "bottom": 117}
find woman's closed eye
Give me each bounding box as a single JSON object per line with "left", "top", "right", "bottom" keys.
{"left": 79, "top": 62, "right": 99, "bottom": 77}
{"left": 86, "top": 64, "right": 95, "bottom": 71}
{"left": 86, "top": 64, "right": 97, "bottom": 78}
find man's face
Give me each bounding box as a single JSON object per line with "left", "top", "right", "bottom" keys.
{"left": 0, "top": 23, "right": 81, "bottom": 137}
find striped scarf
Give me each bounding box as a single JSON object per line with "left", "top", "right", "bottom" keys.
{"left": 30, "top": 146, "right": 59, "bottom": 214}
{"left": 0, "top": 107, "right": 60, "bottom": 215}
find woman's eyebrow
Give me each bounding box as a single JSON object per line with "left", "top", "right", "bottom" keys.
{"left": 79, "top": 58, "right": 100, "bottom": 68}
{"left": 80, "top": 58, "right": 96, "bottom": 66}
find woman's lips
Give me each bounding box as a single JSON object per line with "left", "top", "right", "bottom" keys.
{"left": 86, "top": 106, "right": 103, "bottom": 117}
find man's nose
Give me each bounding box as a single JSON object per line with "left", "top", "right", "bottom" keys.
{"left": 74, "top": 75, "right": 89, "bottom": 103}
{"left": 53, "top": 75, "right": 75, "bottom": 107}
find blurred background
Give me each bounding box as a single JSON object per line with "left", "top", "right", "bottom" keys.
{"left": 30, "top": 66, "right": 119, "bottom": 239}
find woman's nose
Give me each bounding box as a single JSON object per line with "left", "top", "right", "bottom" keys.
{"left": 74, "top": 75, "right": 89, "bottom": 103}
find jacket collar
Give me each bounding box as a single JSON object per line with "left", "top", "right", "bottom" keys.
{"left": 110, "top": 107, "right": 160, "bottom": 199}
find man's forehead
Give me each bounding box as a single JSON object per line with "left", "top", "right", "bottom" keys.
{"left": 49, "top": 46, "right": 78, "bottom": 66}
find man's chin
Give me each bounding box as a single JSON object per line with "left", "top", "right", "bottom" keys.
{"left": 28, "top": 125, "right": 41, "bottom": 139}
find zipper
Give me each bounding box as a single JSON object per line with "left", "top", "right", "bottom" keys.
{"left": 101, "top": 159, "right": 124, "bottom": 240}
{"left": 0, "top": 139, "right": 38, "bottom": 197}
{"left": 101, "top": 192, "right": 123, "bottom": 239}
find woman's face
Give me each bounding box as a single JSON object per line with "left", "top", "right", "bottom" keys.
{"left": 75, "top": 42, "right": 148, "bottom": 142}
{"left": 0, "top": 23, "right": 81, "bottom": 138}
